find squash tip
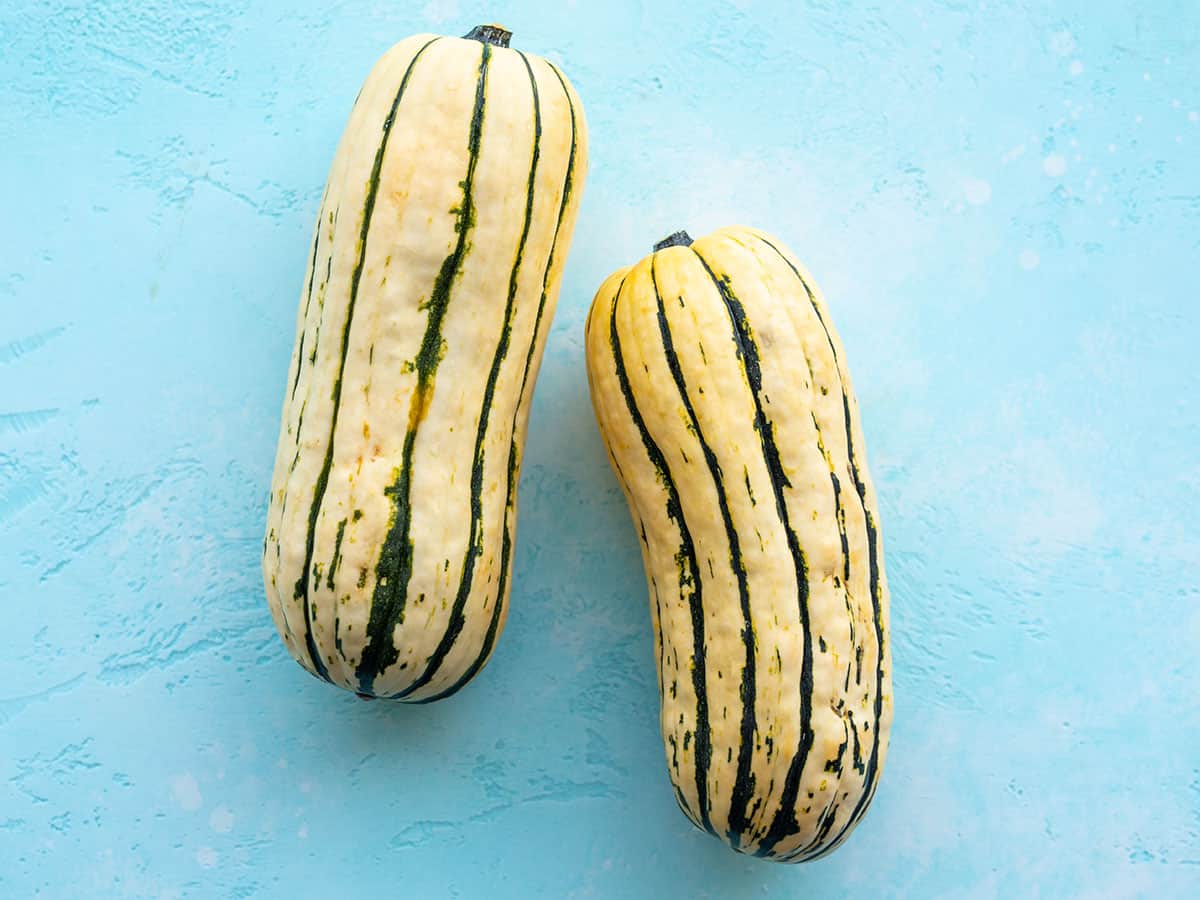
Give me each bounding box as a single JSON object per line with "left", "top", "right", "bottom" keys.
{"left": 654, "top": 230, "right": 694, "bottom": 252}
{"left": 463, "top": 24, "right": 512, "bottom": 48}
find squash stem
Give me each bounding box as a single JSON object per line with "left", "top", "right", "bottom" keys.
{"left": 463, "top": 24, "right": 512, "bottom": 47}
{"left": 654, "top": 230, "right": 694, "bottom": 251}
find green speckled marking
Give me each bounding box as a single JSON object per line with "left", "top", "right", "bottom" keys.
{"left": 327, "top": 518, "right": 346, "bottom": 591}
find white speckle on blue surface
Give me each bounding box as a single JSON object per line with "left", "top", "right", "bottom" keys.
{"left": 1049, "top": 30, "right": 1076, "bottom": 55}
{"left": 1019, "top": 249, "right": 1041, "bottom": 270}
{"left": 208, "top": 806, "right": 234, "bottom": 833}
{"left": 195, "top": 847, "right": 218, "bottom": 868}
{"left": 1069, "top": 60, "right": 1084, "bottom": 76}
{"left": 171, "top": 775, "right": 202, "bottom": 812}
{"left": 963, "top": 178, "right": 992, "bottom": 205}
{"left": 1043, "top": 153, "right": 1068, "bottom": 177}
{"left": 1190, "top": 111, "right": 1198, "bottom": 122}
{"left": 1002, "top": 143, "right": 1026, "bottom": 163}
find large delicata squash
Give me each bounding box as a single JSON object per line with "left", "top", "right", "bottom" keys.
{"left": 584, "top": 228, "right": 892, "bottom": 861}
{"left": 263, "top": 25, "right": 587, "bottom": 701}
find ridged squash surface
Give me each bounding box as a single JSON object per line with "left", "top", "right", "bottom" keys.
{"left": 584, "top": 227, "right": 891, "bottom": 860}
{"left": 263, "top": 29, "right": 587, "bottom": 701}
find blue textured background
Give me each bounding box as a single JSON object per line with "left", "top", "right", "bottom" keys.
{"left": 3, "top": 1, "right": 1198, "bottom": 896}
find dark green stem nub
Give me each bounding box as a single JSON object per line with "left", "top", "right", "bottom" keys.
{"left": 464, "top": 24, "right": 512, "bottom": 47}
{"left": 654, "top": 230, "right": 694, "bottom": 251}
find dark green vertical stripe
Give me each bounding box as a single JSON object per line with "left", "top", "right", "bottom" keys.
{"left": 754, "top": 235, "right": 886, "bottom": 860}
{"left": 416, "top": 53, "right": 580, "bottom": 703}
{"left": 610, "top": 276, "right": 715, "bottom": 835}
{"left": 290, "top": 219, "right": 321, "bottom": 402}
{"left": 326, "top": 518, "right": 347, "bottom": 590}
{"left": 286, "top": 188, "right": 336, "bottom": 408}
{"left": 328, "top": 515, "right": 347, "bottom": 670}
{"left": 689, "top": 248, "right": 815, "bottom": 857}
{"left": 292, "top": 37, "right": 440, "bottom": 685}
{"left": 650, "top": 261, "right": 757, "bottom": 847}
{"left": 848, "top": 709, "right": 865, "bottom": 774}
{"left": 291, "top": 332, "right": 307, "bottom": 401}
{"left": 355, "top": 40, "right": 489, "bottom": 696}
{"left": 398, "top": 48, "right": 541, "bottom": 700}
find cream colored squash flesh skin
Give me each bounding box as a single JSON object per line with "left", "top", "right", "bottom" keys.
{"left": 263, "top": 26, "right": 587, "bottom": 702}
{"left": 584, "top": 228, "right": 892, "bottom": 861}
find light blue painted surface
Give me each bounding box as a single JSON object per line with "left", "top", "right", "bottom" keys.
{"left": 2, "top": 1, "right": 1197, "bottom": 896}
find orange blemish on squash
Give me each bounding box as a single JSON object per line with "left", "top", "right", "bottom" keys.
{"left": 408, "top": 384, "right": 434, "bottom": 431}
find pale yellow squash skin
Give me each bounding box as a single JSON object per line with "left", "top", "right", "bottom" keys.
{"left": 584, "top": 227, "right": 892, "bottom": 860}
{"left": 263, "top": 30, "right": 586, "bottom": 701}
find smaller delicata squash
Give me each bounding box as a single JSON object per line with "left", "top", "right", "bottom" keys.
{"left": 584, "top": 227, "right": 893, "bottom": 860}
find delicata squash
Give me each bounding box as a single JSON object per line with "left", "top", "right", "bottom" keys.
{"left": 263, "top": 25, "right": 587, "bottom": 701}
{"left": 584, "top": 228, "right": 892, "bottom": 860}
